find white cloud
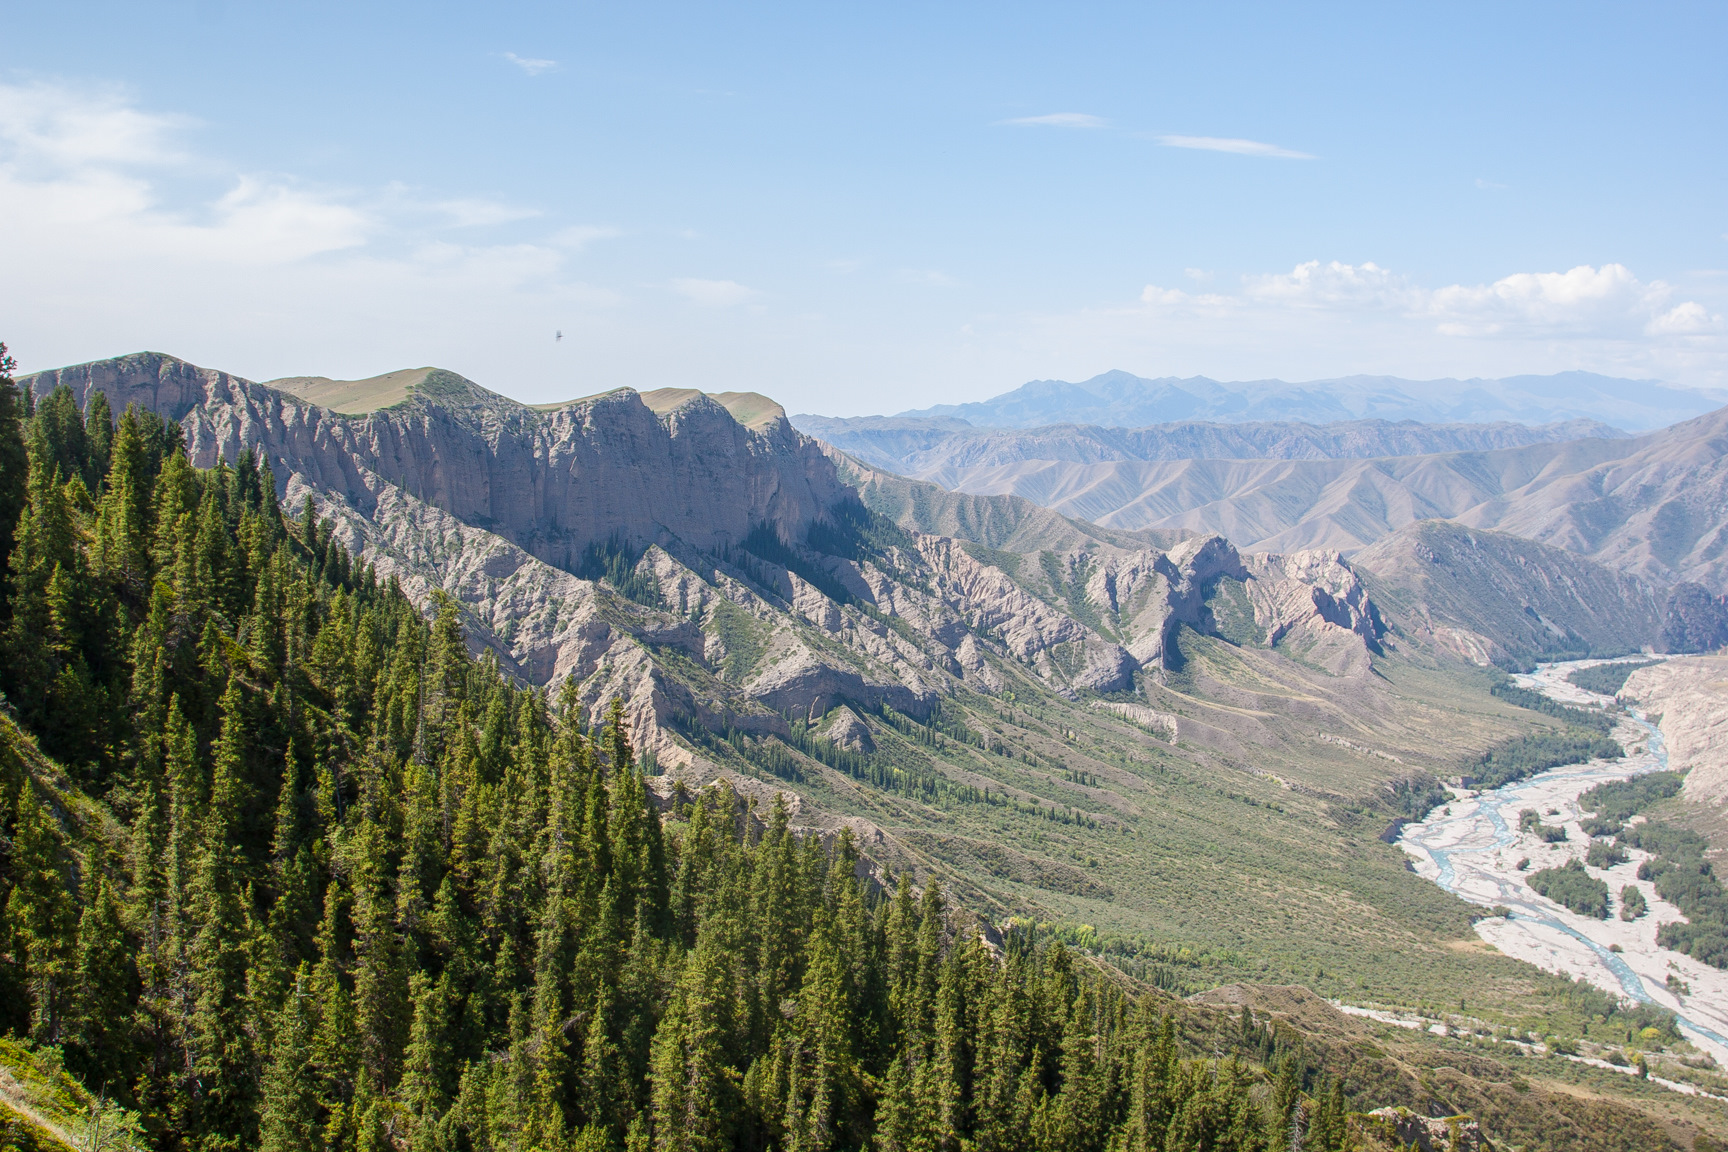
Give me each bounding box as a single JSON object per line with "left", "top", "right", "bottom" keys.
{"left": 1137, "top": 260, "right": 1723, "bottom": 343}
{"left": 1475, "top": 177, "right": 1507, "bottom": 190}
{"left": 1156, "top": 134, "right": 1314, "bottom": 160}
{"left": 502, "top": 52, "right": 557, "bottom": 76}
{"left": 548, "top": 224, "right": 621, "bottom": 250}
{"left": 1649, "top": 301, "right": 1720, "bottom": 336}
{"left": 1001, "top": 113, "right": 1107, "bottom": 129}
{"left": 0, "top": 80, "right": 188, "bottom": 170}
{"left": 1426, "top": 263, "right": 1691, "bottom": 338}
{"left": 0, "top": 80, "right": 624, "bottom": 388}
{"left": 1243, "top": 260, "right": 1416, "bottom": 309}
{"left": 670, "top": 278, "right": 759, "bottom": 306}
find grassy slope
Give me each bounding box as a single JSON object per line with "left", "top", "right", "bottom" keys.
{"left": 0, "top": 1038, "right": 146, "bottom": 1152}
{"left": 675, "top": 606, "right": 1650, "bottom": 1033}
{"left": 263, "top": 367, "right": 433, "bottom": 414}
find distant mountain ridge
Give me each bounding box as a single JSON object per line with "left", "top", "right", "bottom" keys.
{"left": 891, "top": 368, "right": 1724, "bottom": 432}
{"left": 792, "top": 413, "right": 1624, "bottom": 475}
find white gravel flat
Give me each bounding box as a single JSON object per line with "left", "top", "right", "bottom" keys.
{"left": 1398, "top": 659, "right": 1728, "bottom": 1066}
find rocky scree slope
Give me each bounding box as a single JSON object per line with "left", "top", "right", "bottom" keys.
{"left": 828, "top": 404, "right": 1728, "bottom": 595}
{"left": 1351, "top": 520, "right": 1669, "bottom": 667}
{"left": 23, "top": 352, "right": 1385, "bottom": 766}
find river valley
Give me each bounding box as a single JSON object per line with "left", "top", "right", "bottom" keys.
{"left": 1398, "top": 660, "right": 1728, "bottom": 1067}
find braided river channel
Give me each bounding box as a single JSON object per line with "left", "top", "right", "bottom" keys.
{"left": 1398, "top": 660, "right": 1728, "bottom": 1065}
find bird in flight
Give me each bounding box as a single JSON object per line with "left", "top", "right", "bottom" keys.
{"left": 555, "top": 330, "right": 564, "bottom": 342}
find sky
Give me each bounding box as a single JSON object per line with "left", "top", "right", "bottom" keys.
{"left": 1, "top": 1, "right": 1725, "bottom": 415}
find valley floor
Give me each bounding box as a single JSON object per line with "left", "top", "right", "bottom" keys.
{"left": 1400, "top": 660, "right": 1728, "bottom": 1064}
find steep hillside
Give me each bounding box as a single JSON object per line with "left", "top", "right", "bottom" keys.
{"left": 1354, "top": 521, "right": 1665, "bottom": 666}
{"left": 26, "top": 352, "right": 849, "bottom": 571}
{"left": 826, "top": 448, "right": 1192, "bottom": 553}
{"left": 897, "top": 368, "right": 1720, "bottom": 431}
{"left": 7, "top": 353, "right": 1725, "bottom": 1149}
{"left": 844, "top": 406, "right": 1728, "bottom": 593}
{"left": 795, "top": 412, "right": 1622, "bottom": 475}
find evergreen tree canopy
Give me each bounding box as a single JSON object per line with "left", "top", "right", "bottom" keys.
{"left": 0, "top": 384, "right": 1358, "bottom": 1152}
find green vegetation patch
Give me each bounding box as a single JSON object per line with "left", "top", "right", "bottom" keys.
{"left": 1623, "top": 822, "right": 1728, "bottom": 968}
{"left": 577, "top": 534, "right": 663, "bottom": 606}
{"left": 1528, "top": 859, "right": 1610, "bottom": 918}
{"left": 1519, "top": 808, "right": 1568, "bottom": 843}
{"left": 0, "top": 1038, "right": 146, "bottom": 1151}
{"left": 1205, "top": 575, "right": 1267, "bottom": 647}
{"left": 1567, "top": 661, "right": 1660, "bottom": 697}
{"left": 1474, "top": 732, "right": 1622, "bottom": 790}
{"left": 1579, "top": 771, "right": 1682, "bottom": 836}
{"left": 1586, "top": 839, "right": 1628, "bottom": 869}
{"left": 1488, "top": 671, "right": 1616, "bottom": 735}
{"left": 708, "top": 598, "right": 768, "bottom": 680}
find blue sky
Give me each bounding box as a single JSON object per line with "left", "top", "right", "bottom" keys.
{"left": 1, "top": 1, "right": 1724, "bottom": 413}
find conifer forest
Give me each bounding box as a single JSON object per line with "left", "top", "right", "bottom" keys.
{"left": 0, "top": 360, "right": 1356, "bottom": 1149}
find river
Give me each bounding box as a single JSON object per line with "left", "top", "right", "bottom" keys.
{"left": 1397, "top": 659, "right": 1728, "bottom": 1066}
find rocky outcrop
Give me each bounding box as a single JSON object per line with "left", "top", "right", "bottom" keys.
{"left": 1358, "top": 1107, "right": 1492, "bottom": 1152}
{"left": 24, "top": 352, "right": 851, "bottom": 567}
{"left": 820, "top": 707, "right": 876, "bottom": 753}
{"left": 1620, "top": 657, "right": 1728, "bottom": 803}
{"left": 1244, "top": 549, "right": 1382, "bottom": 675}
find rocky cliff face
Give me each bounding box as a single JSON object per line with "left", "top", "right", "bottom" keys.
{"left": 22, "top": 352, "right": 1390, "bottom": 765}
{"left": 26, "top": 352, "right": 849, "bottom": 567}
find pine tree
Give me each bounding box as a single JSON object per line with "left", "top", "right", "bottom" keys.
{"left": 0, "top": 344, "right": 29, "bottom": 619}
{"left": 6, "top": 780, "right": 76, "bottom": 1044}
{"left": 260, "top": 964, "right": 325, "bottom": 1152}
{"left": 68, "top": 870, "right": 134, "bottom": 1093}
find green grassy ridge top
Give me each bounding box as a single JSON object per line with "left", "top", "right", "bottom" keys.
{"left": 265, "top": 366, "right": 789, "bottom": 432}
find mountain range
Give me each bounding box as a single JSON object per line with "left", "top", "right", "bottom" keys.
{"left": 17, "top": 350, "right": 1728, "bottom": 1147}
{"left": 796, "top": 412, "right": 1624, "bottom": 474}
{"left": 798, "top": 409, "right": 1728, "bottom": 595}
{"left": 886, "top": 368, "right": 1726, "bottom": 431}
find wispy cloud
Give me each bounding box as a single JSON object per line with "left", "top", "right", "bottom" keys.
{"left": 1475, "top": 177, "right": 1507, "bottom": 190}
{"left": 0, "top": 79, "right": 624, "bottom": 381}
{"left": 1155, "top": 135, "right": 1314, "bottom": 160}
{"left": 429, "top": 198, "right": 541, "bottom": 229}
{"left": 670, "top": 277, "right": 759, "bottom": 306}
{"left": 502, "top": 52, "right": 557, "bottom": 76}
{"left": 0, "top": 80, "right": 189, "bottom": 169}
{"left": 549, "top": 225, "right": 620, "bottom": 251}
{"left": 1000, "top": 113, "right": 1107, "bottom": 129}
